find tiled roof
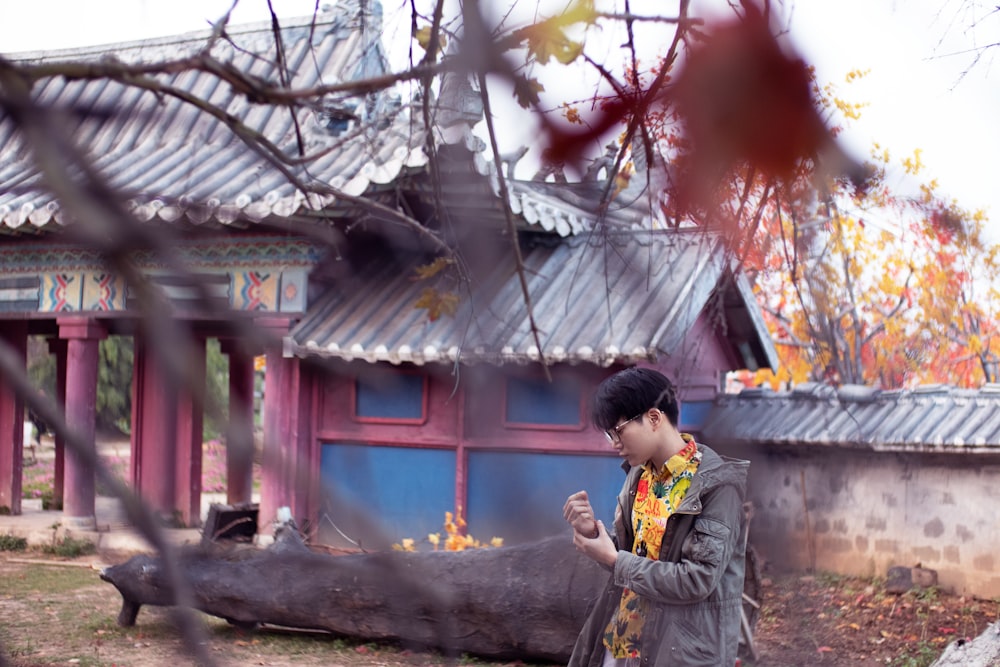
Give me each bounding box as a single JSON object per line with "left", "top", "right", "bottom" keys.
{"left": 703, "top": 382, "right": 1000, "bottom": 451}
{"left": 0, "top": 0, "right": 650, "bottom": 239}
{"left": 1, "top": 1, "right": 778, "bottom": 371}
{"left": 289, "top": 229, "right": 778, "bottom": 369}
{"left": 0, "top": 0, "right": 427, "bottom": 233}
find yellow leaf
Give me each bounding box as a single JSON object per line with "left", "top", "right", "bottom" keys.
{"left": 525, "top": 24, "right": 583, "bottom": 65}
{"left": 612, "top": 166, "right": 632, "bottom": 198}
{"left": 413, "top": 287, "right": 459, "bottom": 322}
{"left": 561, "top": 0, "right": 598, "bottom": 26}
{"left": 902, "top": 148, "right": 924, "bottom": 175}
{"left": 563, "top": 105, "right": 581, "bottom": 125}
{"left": 413, "top": 25, "right": 446, "bottom": 52}
{"left": 413, "top": 256, "right": 454, "bottom": 281}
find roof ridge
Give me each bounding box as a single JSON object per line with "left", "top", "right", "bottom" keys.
{"left": 732, "top": 382, "right": 1000, "bottom": 401}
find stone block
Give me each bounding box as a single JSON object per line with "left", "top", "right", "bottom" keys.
{"left": 912, "top": 566, "right": 939, "bottom": 589}
{"left": 886, "top": 565, "right": 912, "bottom": 594}
{"left": 885, "top": 565, "right": 939, "bottom": 594}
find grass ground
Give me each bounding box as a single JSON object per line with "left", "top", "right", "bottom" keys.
{"left": 2, "top": 546, "right": 997, "bottom": 667}
{"left": 0, "top": 554, "right": 529, "bottom": 667}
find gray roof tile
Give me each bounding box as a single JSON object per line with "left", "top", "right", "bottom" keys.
{"left": 289, "top": 229, "right": 778, "bottom": 368}
{"left": 0, "top": 0, "right": 430, "bottom": 234}
{"left": 704, "top": 384, "right": 1000, "bottom": 450}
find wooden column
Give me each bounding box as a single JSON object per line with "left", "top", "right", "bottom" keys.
{"left": 257, "top": 318, "right": 314, "bottom": 537}
{"left": 0, "top": 322, "right": 28, "bottom": 515}
{"left": 130, "top": 335, "right": 178, "bottom": 523}
{"left": 174, "top": 335, "right": 205, "bottom": 527}
{"left": 454, "top": 387, "right": 468, "bottom": 522}
{"left": 48, "top": 338, "right": 67, "bottom": 510}
{"left": 219, "top": 339, "right": 255, "bottom": 505}
{"left": 58, "top": 317, "right": 105, "bottom": 529}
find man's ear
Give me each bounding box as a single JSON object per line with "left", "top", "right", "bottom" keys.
{"left": 647, "top": 408, "right": 661, "bottom": 429}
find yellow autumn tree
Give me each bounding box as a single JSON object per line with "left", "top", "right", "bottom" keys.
{"left": 613, "top": 48, "right": 1000, "bottom": 389}
{"left": 745, "top": 142, "right": 1000, "bottom": 390}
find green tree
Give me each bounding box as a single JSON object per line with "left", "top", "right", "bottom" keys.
{"left": 203, "top": 338, "right": 229, "bottom": 440}
{"left": 96, "top": 336, "right": 133, "bottom": 433}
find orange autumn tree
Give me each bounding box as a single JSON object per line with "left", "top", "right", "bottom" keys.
{"left": 571, "top": 4, "right": 1000, "bottom": 390}
{"left": 905, "top": 189, "right": 1000, "bottom": 385}
{"left": 725, "top": 96, "right": 1000, "bottom": 390}
{"left": 748, "top": 147, "right": 1000, "bottom": 389}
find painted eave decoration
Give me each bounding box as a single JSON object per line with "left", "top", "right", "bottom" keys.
{"left": 703, "top": 382, "right": 1000, "bottom": 452}
{"left": 0, "top": 235, "right": 319, "bottom": 314}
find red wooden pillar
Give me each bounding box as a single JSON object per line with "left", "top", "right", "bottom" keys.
{"left": 219, "top": 339, "right": 255, "bottom": 505}
{"left": 58, "top": 317, "right": 105, "bottom": 529}
{"left": 48, "top": 338, "right": 68, "bottom": 511}
{"left": 130, "top": 335, "right": 178, "bottom": 523}
{"left": 454, "top": 388, "right": 468, "bottom": 519}
{"left": 257, "top": 318, "right": 314, "bottom": 537}
{"left": 175, "top": 336, "right": 205, "bottom": 527}
{"left": 0, "top": 322, "right": 28, "bottom": 515}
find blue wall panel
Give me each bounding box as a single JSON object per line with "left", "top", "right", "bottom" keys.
{"left": 505, "top": 377, "right": 582, "bottom": 425}
{"left": 319, "top": 443, "right": 455, "bottom": 549}
{"left": 680, "top": 400, "right": 715, "bottom": 431}
{"left": 355, "top": 373, "right": 424, "bottom": 419}
{"left": 466, "top": 450, "right": 624, "bottom": 544}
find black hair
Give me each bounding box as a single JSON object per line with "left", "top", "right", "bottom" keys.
{"left": 589, "top": 367, "right": 680, "bottom": 430}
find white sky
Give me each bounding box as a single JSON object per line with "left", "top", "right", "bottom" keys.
{"left": 788, "top": 1, "right": 1000, "bottom": 228}
{"left": 1, "top": 0, "right": 997, "bottom": 226}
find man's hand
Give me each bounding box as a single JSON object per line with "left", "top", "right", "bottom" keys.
{"left": 563, "top": 490, "right": 598, "bottom": 538}
{"left": 573, "top": 520, "right": 618, "bottom": 568}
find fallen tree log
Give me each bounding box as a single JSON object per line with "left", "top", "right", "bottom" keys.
{"left": 100, "top": 530, "right": 608, "bottom": 662}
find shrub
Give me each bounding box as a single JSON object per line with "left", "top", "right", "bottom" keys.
{"left": 0, "top": 533, "right": 28, "bottom": 551}
{"left": 40, "top": 535, "right": 96, "bottom": 558}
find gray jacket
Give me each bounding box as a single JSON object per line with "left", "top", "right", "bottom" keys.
{"left": 568, "top": 444, "right": 749, "bottom": 667}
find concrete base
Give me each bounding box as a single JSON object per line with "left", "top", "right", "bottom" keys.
{"left": 61, "top": 514, "right": 97, "bottom": 531}
{"left": 0, "top": 496, "right": 202, "bottom": 555}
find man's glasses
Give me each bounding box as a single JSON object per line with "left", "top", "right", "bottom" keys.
{"left": 604, "top": 413, "right": 643, "bottom": 444}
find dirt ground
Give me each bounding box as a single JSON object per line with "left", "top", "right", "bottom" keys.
{"left": 750, "top": 571, "right": 998, "bottom": 666}
{"left": 1, "top": 550, "right": 997, "bottom": 667}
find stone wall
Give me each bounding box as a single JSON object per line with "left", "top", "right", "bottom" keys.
{"left": 714, "top": 443, "right": 1000, "bottom": 598}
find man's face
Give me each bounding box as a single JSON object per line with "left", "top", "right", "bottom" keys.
{"left": 606, "top": 412, "right": 654, "bottom": 467}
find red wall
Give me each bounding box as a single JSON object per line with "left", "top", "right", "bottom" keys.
{"left": 308, "top": 322, "right": 738, "bottom": 538}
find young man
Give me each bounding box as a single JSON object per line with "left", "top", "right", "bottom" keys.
{"left": 563, "top": 367, "right": 748, "bottom": 667}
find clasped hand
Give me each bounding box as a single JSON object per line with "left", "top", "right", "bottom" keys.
{"left": 563, "top": 490, "right": 618, "bottom": 568}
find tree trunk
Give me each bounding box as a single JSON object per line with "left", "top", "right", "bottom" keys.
{"left": 99, "top": 531, "right": 608, "bottom": 662}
